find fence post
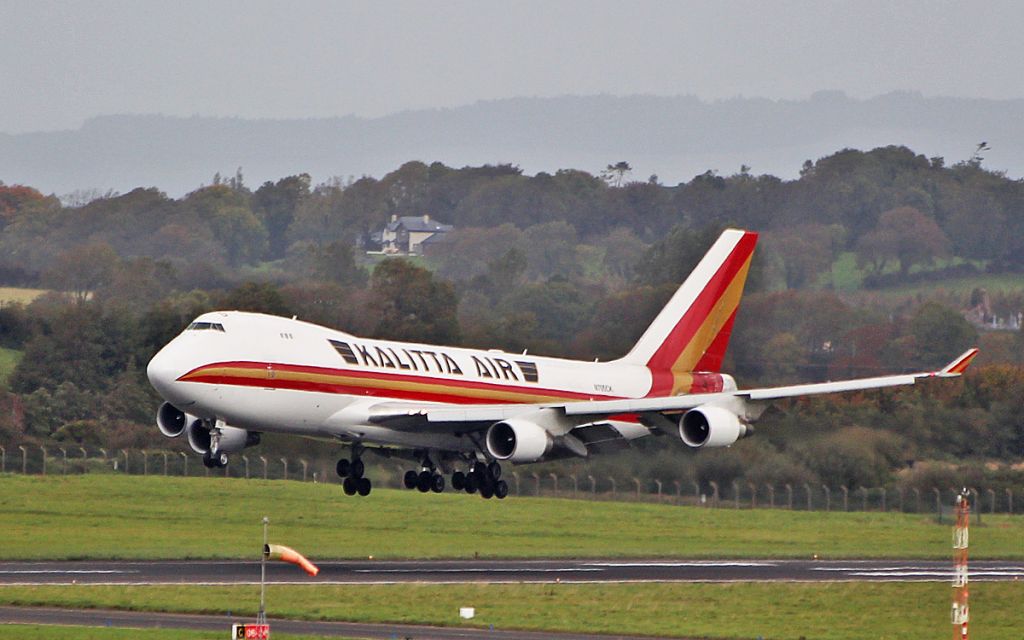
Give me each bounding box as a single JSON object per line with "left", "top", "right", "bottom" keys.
{"left": 120, "top": 450, "right": 129, "bottom": 474}
{"left": 512, "top": 471, "right": 520, "bottom": 495}
{"left": 242, "top": 455, "right": 250, "bottom": 479}
{"left": 80, "top": 447, "right": 87, "bottom": 466}
{"left": 766, "top": 484, "right": 775, "bottom": 509}
{"left": 632, "top": 477, "right": 641, "bottom": 498}
{"left": 1007, "top": 488, "right": 1013, "bottom": 515}
{"left": 804, "top": 483, "right": 812, "bottom": 510}
{"left": 970, "top": 488, "right": 981, "bottom": 525}
{"left": 841, "top": 486, "right": 849, "bottom": 512}
{"left": 933, "top": 487, "right": 942, "bottom": 523}
{"left": 860, "top": 487, "right": 868, "bottom": 511}
{"left": 142, "top": 450, "right": 148, "bottom": 476}
{"left": 589, "top": 475, "right": 597, "bottom": 494}
{"left": 654, "top": 479, "right": 662, "bottom": 499}
{"left": 99, "top": 448, "right": 107, "bottom": 462}
{"left": 531, "top": 472, "right": 541, "bottom": 495}
{"left": 300, "top": 459, "right": 309, "bottom": 482}
{"left": 785, "top": 483, "right": 793, "bottom": 509}
{"left": 748, "top": 483, "right": 757, "bottom": 509}
{"left": 987, "top": 488, "right": 996, "bottom": 514}
{"left": 39, "top": 446, "right": 47, "bottom": 475}
{"left": 608, "top": 476, "right": 617, "bottom": 497}
{"left": 0, "top": 446, "right": 4, "bottom": 473}
{"left": 822, "top": 485, "right": 831, "bottom": 511}
{"left": 60, "top": 448, "right": 67, "bottom": 475}
{"left": 709, "top": 481, "right": 719, "bottom": 507}
{"left": 163, "top": 452, "right": 169, "bottom": 476}
{"left": 547, "top": 473, "right": 557, "bottom": 494}
{"left": 897, "top": 487, "right": 904, "bottom": 513}
{"left": 180, "top": 452, "right": 188, "bottom": 477}
{"left": 673, "top": 480, "right": 682, "bottom": 501}
{"left": 280, "top": 458, "right": 288, "bottom": 481}
{"left": 19, "top": 445, "right": 26, "bottom": 474}
{"left": 570, "top": 474, "right": 578, "bottom": 498}
{"left": 912, "top": 487, "right": 921, "bottom": 513}
{"left": 693, "top": 481, "right": 701, "bottom": 503}
{"left": 259, "top": 456, "right": 268, "bottom": 480}
{"left": 732, "top": 480, "right": 740, "bottom": 509}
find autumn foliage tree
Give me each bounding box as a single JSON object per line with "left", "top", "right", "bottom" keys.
{"left": 855, "top": 206, "right": 950, "bottom": 278}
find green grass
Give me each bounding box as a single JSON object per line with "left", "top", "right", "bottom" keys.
{"left": 1, "top": 475, "right": 1022, "bottom": 560}
{"left": 1, "top": 583, "right": 1021, "bottom": 639}
{"left": 0, "top": 625, "right": 346, "bottom": 639}
{"left": 826, "top": 252, "right": 1023, "bottom": 298}
{"left": 0, "top": 346, "right": 22, "bottom": 385}
{"left": 0, "top": 287, "right": 48, "bottom": 305}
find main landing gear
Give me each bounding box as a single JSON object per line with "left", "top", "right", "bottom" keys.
{"left": 403, "top": 458, "right": 508, "bottom": 499}
{"left": 336, "top": 452, "right": 371, "bottom": 497}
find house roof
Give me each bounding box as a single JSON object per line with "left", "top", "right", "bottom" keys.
{"left": 386, "top": 216, "right": 453, "bottom": 233}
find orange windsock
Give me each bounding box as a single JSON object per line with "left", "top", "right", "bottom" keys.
{"left": 264, "top": 543, "right": 319, "bottom": 576}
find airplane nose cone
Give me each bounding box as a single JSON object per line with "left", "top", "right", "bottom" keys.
{"left": 147, "top": 345, "right": 185, "bottom": 399}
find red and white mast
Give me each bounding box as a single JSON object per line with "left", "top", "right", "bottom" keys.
{"left": 951, "top": 489, "right": 970, "bottom": 640}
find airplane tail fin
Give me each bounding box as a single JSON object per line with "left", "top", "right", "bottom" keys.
{"left": 618, "top": 228, "right": 758, "bottom": 386}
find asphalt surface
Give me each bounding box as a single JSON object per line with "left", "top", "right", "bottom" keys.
{"left": 1, "top": 558, "right": 1024, "bottom": 585}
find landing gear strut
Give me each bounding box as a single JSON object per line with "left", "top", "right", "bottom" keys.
{"left": 403, "top": 456, "right": 444, "bottom": 494}
{"left": 202, "top": 451, "right": 228, "bottom": 469}
{"left": 460, "top": 461, "right": 507, "bottom": 499}
{"left": 337, "top": 449, "right": 371, "bottom": 496}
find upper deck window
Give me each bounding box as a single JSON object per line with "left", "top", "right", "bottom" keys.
{"left": 187, "top": 322, "right": 226, "bottom": 332}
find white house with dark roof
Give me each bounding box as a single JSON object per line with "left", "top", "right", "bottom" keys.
{"left": 380, "top": 214, "right": 453, "bottom": 255}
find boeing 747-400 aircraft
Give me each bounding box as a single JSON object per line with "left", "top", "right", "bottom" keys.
{"left": 147, "top": 229, "right": 978, "bottom": 499}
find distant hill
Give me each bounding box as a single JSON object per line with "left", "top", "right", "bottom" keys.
{"left": 2, "top": 91, "right": 1022, "bottom": 196}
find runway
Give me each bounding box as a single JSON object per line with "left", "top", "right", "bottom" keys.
{"left": 1, "top": 558, "right": 1024, "bottom": 585}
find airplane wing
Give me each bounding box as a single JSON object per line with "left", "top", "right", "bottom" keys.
{"left": 367, "top": 348, "right": 979, "bottom": 429}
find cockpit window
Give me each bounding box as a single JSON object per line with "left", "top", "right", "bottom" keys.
{"left": 187, "top": 322, "right": 226, "bottom": 332}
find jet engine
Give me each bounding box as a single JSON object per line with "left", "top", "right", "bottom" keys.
{"left": 187, "top": 422, "right": 260, "bottom": 455}
{"left": 156, "top": 402, "right": 200, "bottom": 439}
{"left": 678, "top": 405, "right": 749, "bottom": 449}
{"left": 485, "top": 419, "right": 553, "bottom": 463}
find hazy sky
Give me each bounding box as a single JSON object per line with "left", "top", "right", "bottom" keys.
{"left": 2, "top": 0, "right": 1022, "bottom": 133}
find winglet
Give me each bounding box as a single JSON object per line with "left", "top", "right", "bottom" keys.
{"left": 937, "top": 348, "right": 980, "bottom": 377}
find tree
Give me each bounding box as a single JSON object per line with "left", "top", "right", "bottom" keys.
{"left": 220, "top": 282, "right": 292, "bottom": 317}
{"left": 765, "top": 224, "right": 843, "bottom": 289}
{"left": 252, "top": 174, "right": 311, "bottom": 260}
{"left": 370, "top": 259, "right": 460, "bottom": 344}
{"left": 602, "top": 161, "right": 632, "bottom": 187}
{"left": 905, "top": 301, "right": 978, "bottom": 369}
{"left": 43, "top": 243, "right": 120, "bottom": 301}
{"left": 855, "top": 207, "right": 950, "bottom": 278}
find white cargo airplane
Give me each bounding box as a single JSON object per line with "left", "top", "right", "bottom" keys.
{"left": 147, "top": 229, "right": 978, "bottom": 499}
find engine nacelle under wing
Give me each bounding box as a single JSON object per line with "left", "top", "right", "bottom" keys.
{"left": 485, "top": 419, "right": 553, "bottom": 463}
{"left": 679, "top": 405, "right": 749, "bottom": 448}
{"left": 156, "top": 402, "right": 199, "bottom": 439}
{"left": 187, "top": 422, "right": 260, "bottom": 455}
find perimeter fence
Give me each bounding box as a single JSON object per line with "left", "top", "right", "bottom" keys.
{"left": 1, "top": 444, "right": 1020, "bottom": 517}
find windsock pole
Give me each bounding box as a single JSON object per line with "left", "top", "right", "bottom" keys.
{"left": 259, "top": 516, "right": 268, "bottom": 627}
{"left": 951, "top": 490, "right": 969, "bottom": 640}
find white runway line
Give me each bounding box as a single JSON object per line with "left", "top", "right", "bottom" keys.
{"left": 583, "top": 561, "right": 778, "bottom": 567}
{"left": 0, "top": 570, "right": 133, "bottom": 575}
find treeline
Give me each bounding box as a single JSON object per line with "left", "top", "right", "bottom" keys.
{"left": 1, "top": 145, "right": 1023, "bottom": 488}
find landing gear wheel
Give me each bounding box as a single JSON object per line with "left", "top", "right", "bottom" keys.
{"left": 417, "top": 470, "right": 432, "bottom": 493}
{"left": 404, "top": 470, "right": 419, "bottom": 489}
{"left": 451, "top": 471, "right": 465, "bottom": 491}
{"left": 487, "top": 461, "right": 502, "bottom": 480}
{"left": 203, "top": 452, "right": 227, "bottom": 468}
{"left": 430, "top": 474, "right": 445, "bottom": 493}
{"left": 343, "top": 477, "right": 358, "bottom": 495}
{"left": 480, "top": 483, "right": 494, "bottom": 499}
{"left": 336, "top": 458, "right": 351, "bottom": 478}
{"left": 464, "top": 473, "right": 478, "bottom": 494}
{"left": 350, "top": 458, "right": 365, "bottom": 479}
{"left": 357, "top": 477, "right": 372, "bottom": 496}
{"left": 494, "top": 479, "right": 509, "bottom": 499}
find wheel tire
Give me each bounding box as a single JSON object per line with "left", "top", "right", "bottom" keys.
{"left": 343, "top": 477, "right": 357, "bottom": 495}
{"left": 404, "top": 470, "right": 419, "bottom": 489}
{"left": 487, "top": 461, "right": 502, "bottom": 480}
{"left": 217, "top": 453, "right": 228, "bottom": 468}
{"left": 465, "top": 474, "right": 478, "bottom": 494}
{"left": 431, "top": 474, "right": 445, "bottom": 493}
{"left": 350, "top": 458, "right": 365, "bottom": 479}
{"left": 494, "top": 480, "right": 509, "bottom": 499}
{"left": 202, "top": 454, "right": 217, "bottom": 469}
{"left": 417, "top": 470, "right": 432, "bottom": 492}
{"left": 357, "top": 477, "right": 372, "bottom": 496}
{"left": 336, "top": 459, "right": 350, "bottom": 478}
{"left": 451, "top": 471, "right": 465, "bottom": 490}
{"left": 480, "top": 483, "right": 494, "bottom": 499}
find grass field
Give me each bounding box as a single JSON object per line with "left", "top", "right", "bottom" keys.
{"left": 0, "top": 625, "right": 346, "bottom": 640}
{"left": 1, "top": 475, "right": 1022, "bottom": 560}
{"left": 0, "top": 346, "right": 22, "bottom": 385}
{"left": 1, "top": 582, "right": 1021, "bottom": 639}
{"left": 0, "top": 287, "right": 48, "bottom": 305}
